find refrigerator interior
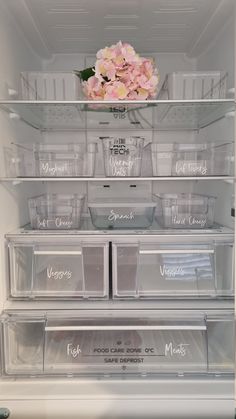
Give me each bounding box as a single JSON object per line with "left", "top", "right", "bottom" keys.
{"left": 0, "top": 0, "right": 235, "bottom": 417}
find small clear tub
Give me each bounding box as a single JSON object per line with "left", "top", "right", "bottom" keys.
{"left": 28, "top": 194, "right": 85, "bottom": 230}
{"left": 34, "top": 143, "right": 97, "bottom": 177}
{"left": 154, "top": 193, "right": 216, "bottom": 229}
{"left": 151, "top": 142, "right": 233, "bottom": 177}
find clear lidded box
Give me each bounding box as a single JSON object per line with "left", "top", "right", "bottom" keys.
{"left": 88, "top": 198, "right": 156, "bottom": 229}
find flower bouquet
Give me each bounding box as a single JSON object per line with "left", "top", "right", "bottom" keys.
{"left": 74, "top": 41, "right": 159, "bottom": 101}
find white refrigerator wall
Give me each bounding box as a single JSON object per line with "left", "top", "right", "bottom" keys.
{"left": 195, "top": 16, "right": 235, "bottom": 228}
{"left": 0, "top": 3, "right": 44, "bottom": 310}
{"left": 196, "top": 15, "right": 235, "bottom": 90}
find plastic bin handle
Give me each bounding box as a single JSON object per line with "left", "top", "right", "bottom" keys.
{"left": 139, "top": 249, "right": 214, "bottom": 255}
{"left": 45, "top": 324, "right": 206, "bottom": 331}
{"left": 34, "top": 250, "right": 82, "bottom": 256}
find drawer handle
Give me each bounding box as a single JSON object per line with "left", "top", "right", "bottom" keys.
{"left": 34, "top": 250, "right": 82, "bottom": 256}
{"left": 139, "top": 249, "right": 214, "bottom": 255}
{"left": 45, "top": 325, "right": 206, "bottom": 331}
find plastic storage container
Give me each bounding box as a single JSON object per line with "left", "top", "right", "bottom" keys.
{"left": 7, "top": 238, "right": 109, "bottom": 300}
{"left": 88, "top": 198, "right": 156, "bottom": 229}
{"left": 158, "top": 71, "right": 227, "bottom": 100}
{"left": 112, "top": 240, "right": 234, "bottom": 299}
{"left": 151, "top": 142, "right": 233, "bottom": 177}
{"left": 4, "top": 144, "right": 35, "bottom": 177}
{"left": 21, "top": 71, "right": 82, "bottom": 100}
{"left": 1, "top": 310, "right": 234, "bottom": 376}
{"left": 101, "top": 137, "right": 144, "bottom": 176}
{"left": 34, "top": 143, "right": 97, "bottom": 177}
{"left": 28, "top": 194, "right": 85, "bottom": 230}
{"left": 154, "top": 194, "right": 216, "bottom": 229}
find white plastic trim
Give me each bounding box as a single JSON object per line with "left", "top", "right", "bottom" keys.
{"left": 34, "top": 250, "right": 82, "bottom": 255}
{"left": 139, "top": 249, "right": 214, "bottom": 255}
{"left": 45, "top": 325, "right": 207, "bottom": 331}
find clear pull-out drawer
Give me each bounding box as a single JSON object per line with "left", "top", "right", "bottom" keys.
{"left": 8, "top": 241, "right": 109, "bottom": 299}
{"left": 112, "top": 241, "right": 234, "bottom": 299}
{"left": 1, "top": 311, "right": 234, "bottom": 377}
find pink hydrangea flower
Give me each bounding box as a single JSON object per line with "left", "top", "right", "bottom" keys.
{"left": 82, "top": 41, "right": 159, "bottom": 100}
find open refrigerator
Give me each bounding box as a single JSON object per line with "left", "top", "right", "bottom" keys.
{"left": 0, "top": 0, "right": 235, "bottom": 418}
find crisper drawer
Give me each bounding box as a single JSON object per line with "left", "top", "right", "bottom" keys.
{"left": 8, "top": 240, "right": 109, "bottom": 299}
{"left": 112, "top": 240, "right": 234, "bottom": 299}
{"left": 1, "top": 311, "right": 234, "bottom": 377}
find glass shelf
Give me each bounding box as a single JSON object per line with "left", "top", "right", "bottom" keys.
{"left": 8, "top": 221, "right": 234, "bottom": 238}
{"left": 0, "top": 99, "right": 234, "bottom": 131}
{"left": 0, "top": 176, "right": 235, "bottom": 184}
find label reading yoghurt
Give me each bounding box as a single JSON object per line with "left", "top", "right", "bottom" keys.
{"left": 40, "top": 162, "right": 69, "bottom": 176}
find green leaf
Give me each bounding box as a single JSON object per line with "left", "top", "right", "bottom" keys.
{"left": 73, "top": 67, "right": 95, "bottom": 81}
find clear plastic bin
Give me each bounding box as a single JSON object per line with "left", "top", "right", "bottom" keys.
{"left": 21, "top": 71, "right": 82, "bottom": 100}
{"left": 151, "top": 142, "right": 233, "bottom": 177}
{"left": 1, "top": 310, "right": 234, "bottom": 376}
{"left": 112, "top": 241, "right": 234, "bottom": 299}
{"left": 154, "top": 194, "right": 216, "bottom": 229}
{"left": 158, "top": 71, "right": 227, "bottom": 100}
{"left": 101, "top": 137, "right": 144, "bottom": 176}
{"left": 34, "top": 143, "right": 97, "bottom": 177}
{"left": 28, "top": 194, "right": 85, "bottom": 230}
{"left": 88, "top": 199, "right": 156, "bottom": 229}
{"left": 7, "top": 239, "right": 109, "bottom": 299}
{"left": 4, "top": 144, "right": 35, "bottom": 177}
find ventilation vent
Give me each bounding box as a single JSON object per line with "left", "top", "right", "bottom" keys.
{"left": 156, "top": 0, "right": 197, "bottom": 12}
{"left": 7, "top": 0, "right": 229, "bottom": 56}
{"left": 48, "top": 8, "right": 89, "bottom": 14}
{"left": 104, "top": 14, "right": 139, "bottom": 19}
{"left": 104, "top": 26, "right": 138, "bottom": 31}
